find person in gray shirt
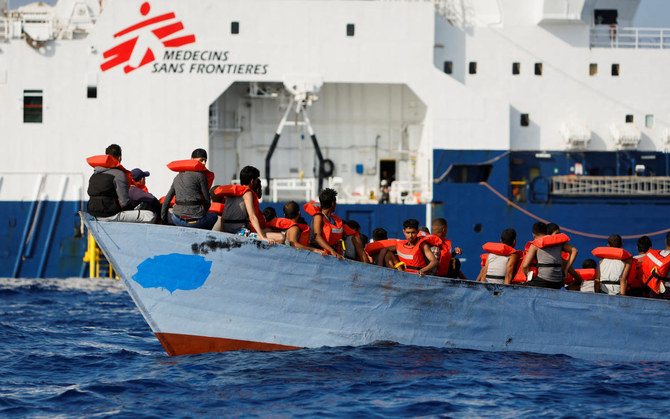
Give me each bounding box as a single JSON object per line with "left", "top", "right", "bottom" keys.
{"left": 160, "top": 148, "right": 217, "bottom": 230}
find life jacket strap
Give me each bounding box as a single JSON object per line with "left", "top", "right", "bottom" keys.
{"left": 536, "top": 263, "right": 561, "bottom": 268}
{"left": 486, "top": 274, "right": 505, "bottom": 280}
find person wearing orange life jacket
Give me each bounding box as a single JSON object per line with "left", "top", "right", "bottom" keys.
{"left": 216, "top": 165, "right": 282, "bottom": 245}
{"left": 629, "top": 235, "right": 652, "bottom": 297}
{"left": 576, "top": 259, "right": 598, "bottom": 293}
{"left": 593, "top": 234, "right": 632, "bottom": 296}
{"left": 431, "top": 218, "right": 464, "bottom": 278}
{"left": 546, "top": 223, "right": 583, "bottom": 290}
{"left": 476, "top": 228, "right": 520, "bottom": 284}
{"left": 268, "top": 201, "right": 323, "bottom": 254}
{"left": 87, "top": 144, "right": 155, "bottom": 223}
{"left": 641, "top": 231, "right": 670, "bottom": 299}
{"left": 364, "top": 228, "right": 400, "bottom": 268}
{"left": 396, "top": 218, "right": 439, "bottom": 276}
{"left": 160, "top": 148, "right": 218, "bottom": 230}
{"left": 522, "top": 222, "right": 577, "bottom": 289}
{"left": 308, "top": 188, "right": 367, "bottom": 261}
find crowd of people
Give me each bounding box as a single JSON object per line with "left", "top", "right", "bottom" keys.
{"left": 86, "top": 144, "right": 670, "bottom": 300}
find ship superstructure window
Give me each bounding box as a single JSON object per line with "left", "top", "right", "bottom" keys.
{"left": 535, "top": 63, "right": 543, "bottom": 75}
{"left": 468, "top": 62, "right": 477, "bottom": 74}
{"left": 646, "top": 114, "right": 654, "bottom": 128}
{"left": 231, "top": 21, "right": 239, "bottom": 34}
{"left": 590, "top": 63, "right": 598, "bottom": 76}
{"left": 346, "top": 24, "right": 355, "bottom": 37}
{"left": 626, "top": 114, "right": 634, "bottom": 123}
{"left": 594, "top": 9, "right": 618, "bottom": 25}
{"left": 23, "top": 90, "right": 43, "bottom": 123}
{"left": 87, "top": 86, "right": 97, "bottom": 99}
{"left": 520, "top": 114, "right": 529, "bottom": 126}
{"left": 443, "top": 61, "right": 453, "bottom": 74}
{"left": 512, "top": 62, "right": 520, "bottom": 75}
{"left": 612, "top": 64, "right": 620, "bottom": 76}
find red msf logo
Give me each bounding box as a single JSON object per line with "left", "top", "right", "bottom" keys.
{"left": 101, "top": 2, "right": 196, "bottom": 73}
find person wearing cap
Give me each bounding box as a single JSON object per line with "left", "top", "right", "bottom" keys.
{"left": 161, "top": 148, "right": 217, "bottom": 230}
{"left": 128, "top": 168, "right": 161, "bottom": 217}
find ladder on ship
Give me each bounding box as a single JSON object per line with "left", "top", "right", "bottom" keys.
{"left": 83, "top": 232, "right": 116, "bottom": 279}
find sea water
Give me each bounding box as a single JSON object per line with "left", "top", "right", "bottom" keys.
{"left": 1, "top": 277, "right": 670, "bottom": 418}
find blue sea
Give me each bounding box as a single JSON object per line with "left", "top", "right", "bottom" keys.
{"left": 2, "top": 278, "right": 670, "bottom": 418}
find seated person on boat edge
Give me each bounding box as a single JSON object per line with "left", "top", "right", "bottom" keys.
{"left": 128, "top": 168, "right": 161, "bottom": 219}
{"left": 86, "top": 144, "right": 155, "bottom": 223}
{"left": 593, "top": 234, "right": 632, "bottom": 296}
{"left": 304, "top": 188, "right": 368, "bottom": 262}
{"left": 160, "top": 148, "right": 218, "bottom": 230}
{"left": 431, "top": 218, "right": 465, "bottom": 279}
{"left": 267, "top": 201, "right": 324, "bottom": 254}
{"left": 343, "top": 220, "right": 369, "bottom": 261}
{"left": 365, "top": 228, "right": 401, "bottom": 268}
{"left": 630, "top": 236, "right": 652, "bottom": 297}
{"left": 394, "top": 218, "right": 439, "bottom": 276}
{"left": 641, "top": 231, "right": 670, "bottom": 300}
{"left": 477, "top": 228, "right": 520, "bottom": 285}
{"left": 522, "top": 222, "right": 577, "bottom": 290}
{"left": 546, "top": 223, "right": 583, "bottom": 290}
{"left": 575, "top": 259, "right": 597, "bottom": 293}
{"left": 213, "top": 165, "right": 281, "bottom": 245}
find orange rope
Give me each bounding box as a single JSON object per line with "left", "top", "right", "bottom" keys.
{"left": 479, "top": 181, "right": 670, "bottom": 240}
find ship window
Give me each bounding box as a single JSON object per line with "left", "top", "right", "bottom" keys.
{"left": 512, "top": 62, "right": 520, "bottom": 75}
{"left": 534, "top": 63, "right": 543, "bottom": 75}
{"left": 444, "top": 164, "right": 492, "bottom": 183}
{"left": 443, "top": 61, "right": 453, "bottom": 74}
{"left": 589, "top": 63, "right": 597, "bottom": 75}
{"left": 23, "top": 89, "right": 43, "bottom": 123}
{"left": 646, "top": 114, "right": 654, "bottom": 128}
{"left": 594, "top": 9, "right": 618, "bottom": 25}
{"left": 231, "top": 21, "right": 239, "bottom": 34}
{"left": 625, "top": 114, "right": 634, "bottom": 123}
{"left": 469, "top": 61, "right": 477, "bottom": 74}
{"left": 520, "top": 113, "right": 529, "bottom": 126}
{"left": 612, "top": 64, "right": 620, "bottom": 76}
{"left": 87, "top": 86, "right": 97, "bottom": 99}
{"left": 346, "top": 24, "right": 355, "bottom": 37}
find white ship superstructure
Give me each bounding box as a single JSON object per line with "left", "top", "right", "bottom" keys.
{"left": 1, "top": 0, "right": 670, "bottom": 278}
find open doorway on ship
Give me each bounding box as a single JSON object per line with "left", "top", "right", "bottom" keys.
{"left": 379, "top": 160, "right": 396, "bottom": 204}
{"left": 207, "top": 82, "right": 428, "bottom": 203}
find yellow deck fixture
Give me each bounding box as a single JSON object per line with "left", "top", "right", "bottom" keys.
{"left": 83, "top": 232, "right": 116, "bottom": 279}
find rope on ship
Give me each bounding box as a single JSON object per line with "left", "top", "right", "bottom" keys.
{"left": 479, "top": 181, "right": 670, "bottom": 240}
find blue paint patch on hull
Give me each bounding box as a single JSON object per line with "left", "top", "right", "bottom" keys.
{"left": 132, "top": 253, "right": 212, "bottom": 293}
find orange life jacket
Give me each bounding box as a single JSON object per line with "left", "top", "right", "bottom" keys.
{"left": 513, "top": 241, "right": 535, "bottom": 284}
{"left": 302, "top": 201, "right": 357, "bottom": 250}
{"left": 396, "top": 237, "right": 432, "bottom": 273}
{"left": 208, "top": 202, "right": 225, "bottom": 214}
{"left": 591, "top": 247, "right": 632, "bottom": 260}
{"left": 86, "top": 155, "right": 133, "bottom": 186}
{"left": 642, "top": 249, "right": 670, "bottom": 294}
{"left": 167, "top": 159, "right": 215, "bottom": 188}
{"left": 532, "top": 233, "right": 570, "bottom": 249}
{"left": 213, "top": 185, "right": 266, "bottom": 231}
{"left": 364, "top": 239, "right": 398, "bottom": 256}
{"left": 575, "top": 268, "right": 596, "bottom": 281}
{"left": 481, "top": 242, "right": 521, "bottom": 282}
{"left": 431, "top": 235, "right": 452, "bottom": 277}
{"left": 268, "top": 217, "right": 310, "bottom": 246}
{"left": 629, "top": 254, "right": 645, "bottom": 289}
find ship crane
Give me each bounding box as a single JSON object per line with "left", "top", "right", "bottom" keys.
{"left": 264, "top": 76, "right": 326, "bottom": 196}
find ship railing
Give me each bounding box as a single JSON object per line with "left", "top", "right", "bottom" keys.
{"left": 590, "top": 26, "right": 670, "bottom": 49}
{"left": 268, "top": 177, "right": 315, "bottom": 203}
{"left": 551, "top": 176, "right": 670, "bottom": 196}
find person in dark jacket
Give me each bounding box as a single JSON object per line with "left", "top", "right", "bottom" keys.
{"left": 128, "top": 168, "right": 161, "bottom": 217}
{"left": 87, "top": 144, "right": 155, "bottom": 222}
{"left": 160, "top": 148, "right": 217, "bottom": 229}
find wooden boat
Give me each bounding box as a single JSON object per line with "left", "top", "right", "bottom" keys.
{"left": 83, "top": 214, "right": 670, "bottom": 362}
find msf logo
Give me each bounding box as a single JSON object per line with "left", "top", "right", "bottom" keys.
{"left": 100, "top": 2, "right": 196, "bottom": 73}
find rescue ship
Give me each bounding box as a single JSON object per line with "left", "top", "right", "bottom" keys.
{"left": 2, "top": 0, "right": 670, "bottom": 279}
{"left": 83, "top": 214, "right": 670, "bottom": 362}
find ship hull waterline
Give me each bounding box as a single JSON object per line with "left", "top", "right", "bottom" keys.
{"left": 82, "top": 215, "right": 670, "bottom": 362}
